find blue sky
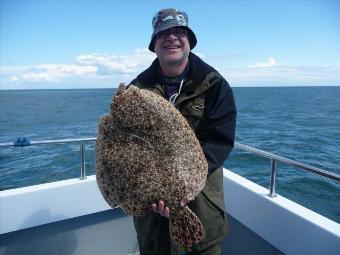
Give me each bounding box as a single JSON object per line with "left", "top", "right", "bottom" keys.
{"left": 1, "top": 0, "right": 340, "bottom": 89}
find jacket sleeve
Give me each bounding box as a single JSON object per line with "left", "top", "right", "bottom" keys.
{"left": 196, "top": 77, "right": 237, "bottom": 174}
{"left": 128, "top": 78, "right": 138, "bottom": 87}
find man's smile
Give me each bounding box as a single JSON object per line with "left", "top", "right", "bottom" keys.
{"left": 163, "top": 45, "right": 181, "bottom": 49}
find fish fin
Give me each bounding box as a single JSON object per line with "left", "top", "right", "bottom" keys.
{"left": 116, "top": 83, "right": 126, "bottom": 96}
{"left": 169, "top": 206, "right": 205, "bottom": 248}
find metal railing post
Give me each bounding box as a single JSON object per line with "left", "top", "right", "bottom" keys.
{"left": 269, "top": 159, "right": 277, "bottom": 197}
{"left": 80, "top": 141, "right": 86, "bottom": 180}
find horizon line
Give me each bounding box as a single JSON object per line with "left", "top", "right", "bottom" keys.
{"left": 1, "top": 85, "right": 340, "bottom": 91}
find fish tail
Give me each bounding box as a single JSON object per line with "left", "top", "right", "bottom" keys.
{"left": 169, "top": 206, "right": 205, "bottom": 248}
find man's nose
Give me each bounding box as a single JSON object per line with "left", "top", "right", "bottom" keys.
{"left": 165, "top": 32, "right": 178, "bottom": 40}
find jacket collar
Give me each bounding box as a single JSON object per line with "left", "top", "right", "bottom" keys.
{"left": 136, "top": 52, "right": 216, "bottom": 89}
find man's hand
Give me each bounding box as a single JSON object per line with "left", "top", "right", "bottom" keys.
{"left": 151, "top": 199, "right": 188, "bottom": 218}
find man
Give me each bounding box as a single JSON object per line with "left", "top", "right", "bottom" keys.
{"left": 130, "top": 8, "right": 236, "bottom": 255}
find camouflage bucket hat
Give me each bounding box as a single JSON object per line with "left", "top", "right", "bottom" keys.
{"left": 149, "top": 8, "right": 197, "bottom": 52}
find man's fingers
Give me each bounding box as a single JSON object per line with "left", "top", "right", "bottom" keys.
{"left": 158, "top": 200, "right": 165, "bottom": 214}
{"left": 164, "top": 207, "right": 170, "bottom": 218}
{"left": 151, "top": 203, "right": 158, "bottom": 213}
{"left": 151, "top": 200, "right": 170, "bottom": 218}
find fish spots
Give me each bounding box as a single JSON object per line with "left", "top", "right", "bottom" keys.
{"left": 96, "top": 84, "right": 207, "bottom": 248}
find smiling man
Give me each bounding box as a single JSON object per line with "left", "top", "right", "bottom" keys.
{"left": 153, "top": 26, "right": 190, "bottom": 73}
{"left": 130, "top": 8, "right": 237, "bottom": 255}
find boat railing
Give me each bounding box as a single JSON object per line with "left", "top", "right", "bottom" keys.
{"left": 1, "top": 138, "right": 339, "bottom": 196}
{"left": 234, "top": 142, "right": 340, "bottom": 196}
{"left": 0, "top": 138, "right": 96, "bottom": 181}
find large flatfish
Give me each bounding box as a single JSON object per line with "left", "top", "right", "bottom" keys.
{"left": 95, "top": 83, "right": 208, "bottom": 247}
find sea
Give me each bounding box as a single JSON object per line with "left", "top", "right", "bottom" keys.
{"left": 0, "top": 86, "right": 339, "bottom": 223}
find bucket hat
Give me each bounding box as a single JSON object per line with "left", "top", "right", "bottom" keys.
{"left": 149, "top": 8, "right": 197, "bottom": 52}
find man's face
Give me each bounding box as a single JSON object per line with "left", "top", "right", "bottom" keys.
{"left": 154, "top": 27, "right": 190, "bottom": 66}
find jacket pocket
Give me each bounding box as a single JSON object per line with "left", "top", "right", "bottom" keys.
{"left": 179, "top": 97, "right": 205, "bottom": 129}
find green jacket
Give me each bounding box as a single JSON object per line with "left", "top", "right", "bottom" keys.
{"left": 130, "top": 52, "right": 237, "bottom": 253}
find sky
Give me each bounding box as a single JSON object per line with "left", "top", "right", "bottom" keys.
{"left": 1, "top": 0, "right": 340, "bottom": 89}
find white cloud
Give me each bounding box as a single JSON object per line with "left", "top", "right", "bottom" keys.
{"left": 213, "top": 57, "right": 340, "bottom": 86}
{"left": 1, "top": 64, "right": 97, "bottom": 83}
{"left": 1, "top": 48, "right": 156, "bottom": 88}
{"left": 249, "top": 57, "right": 278, "bottom": 68}
{"left": 76, "top": 48, "right": 155, "bottom": 75}
{"left": 1, "top": 53, "right": 340, "bottom": 89}
{"left": 221, "top": 65, "right": 340, "bottom": 86}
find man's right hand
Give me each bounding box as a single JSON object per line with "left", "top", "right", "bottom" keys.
{"left": 151, "top": 200, "right": 170, "bottom": 218}
{"left": 151, "top": 199, "right": 188, "bottom": 218}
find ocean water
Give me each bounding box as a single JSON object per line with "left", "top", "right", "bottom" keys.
{"left": 0, "top": 86, "right": 339, "bottom": 222}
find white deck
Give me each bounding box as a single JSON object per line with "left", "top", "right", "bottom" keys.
{"left": 1, "top": 169, "right": 339, "bottom": 254}
{"left": 0, "top": 175, "right": 110, "bottom": 234}
{"left": 223, "top": 170, "right": 340, "bottom": 254}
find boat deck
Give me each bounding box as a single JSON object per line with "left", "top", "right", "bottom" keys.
{"left": 1, "top": 169, "right": 339, "bottom": 255}
{"left": 0, "top": 208, "right": 283, "bottom": 255}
